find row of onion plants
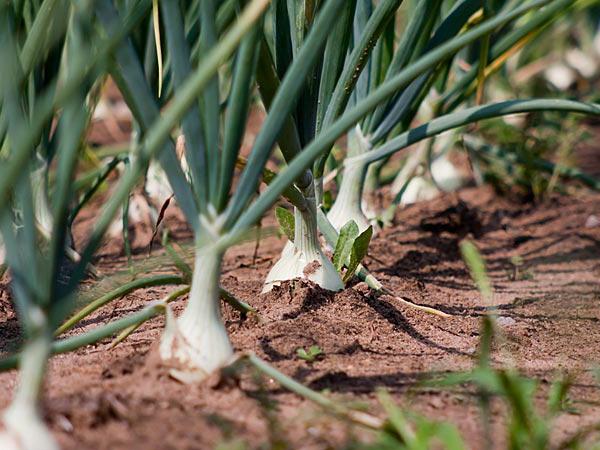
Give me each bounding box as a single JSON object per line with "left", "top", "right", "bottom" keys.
{"left": 2, "top": 1, "right": 600, "bottom": 449}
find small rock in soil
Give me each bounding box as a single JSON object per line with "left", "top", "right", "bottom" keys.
{"left": 497, "top": 316, "right": 517, "bottom": 327}
{"left": 585, "top": 214, "right": 600, "bottom": 228}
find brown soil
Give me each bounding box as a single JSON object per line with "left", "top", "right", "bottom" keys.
{"left": 2, "top": 183, "right": 600, "bottom": 449}
{"left": 2, "top": 109, "right": 600, "bottom": 448}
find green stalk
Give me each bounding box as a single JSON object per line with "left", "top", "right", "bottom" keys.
{"left": 55, "top": 274, "right": 185, "bottom": 336}
{"left": 217, "top": 24, "right": 262, "bottom": 211}
{"left": 48, "top": 92, "right": 89, "bottom": 307}
{"left": 229, "top": 0, "right": 553, "bottom": 234}
{"left": 271, "top": 0, "right": 293, "bottom": 78}
{"left": 314, "top": 0, "right": 356, "bottom": 135}
{"left": 160, "top": 0, "right": 209, "bottom": 210}
{"left": 350, "top": 100, "right": 600, "bottom": 166}
{"left": 20, "top": 0, "right": 67, "bottom": 76}
{"left": 322, "top": 0, "right": 404, "bottom": 129}
{"left": 223, "top": 0, "right": 345, "bottom": 229}
{"left": 245, "top": 353, "right": 384, "bottom": 429}
{"left": 254, "top": 39, "right": 311, "bottom": 188}
{"left": 199, "top": 0, "right": 221, "bottom": 206}
{"left": 0, "top": 303, "right": 168, "bottom": 371}
{"left": 66, "top": 0, "right": 270, "bottom": 294}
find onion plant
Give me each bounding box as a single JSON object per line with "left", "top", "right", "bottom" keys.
{"left": 256, "top": 1, "right": 596, "bottom": 310}
{"left": 246, "top": 0, "right": 600, "bottom": 302}
{"left": 106, "top": 0, "right": 600, "bottom": 386}
{"left": 0, "top": 3, "right": 599, "bottom": 448}
{"left": 95, "top": 0, "right": 462, "bottom": 381}
{"left": 0, "top": 3, "right": 112, "bottom": 448}
{"left": 93, "top": 0, "right": 353, "bottom": 381}
{"left": 0, "top": 0, "right": 258, "bottom": 445}
{"left": 318, "top": 0, "right": 593, "bottom": 230}
{"left": 3, "top": 0, "right": 598, "bottom": 421}
{"left": 255, "top": 0, "right": 593, "bottom": 297}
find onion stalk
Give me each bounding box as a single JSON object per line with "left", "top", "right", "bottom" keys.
{"left": 0, "top": 327, "right": 58, "bottom": 450}
{"left": 159, "top": 243, "right": 234, "bottom": 383}
{"left": 327, "top": 125, "right": 373, "bottom": 233}
{"left": 390, "top": 132, "right": 463, "bottom": 205}
{"left": 264, "top": 182, "right": 343, "bottom": 292}
{"left": 97, "top": 0, "right": 277, "bottom": 382}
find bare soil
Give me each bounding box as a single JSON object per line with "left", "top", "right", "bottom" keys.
{"left": 1, "top": 183, "right": 600, "bottom": 449}
{"left": 2, "top": 106, "right": 600, "bottom": 448}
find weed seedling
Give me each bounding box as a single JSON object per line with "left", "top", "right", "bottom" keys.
{"left": 509, "top": 255, "right": 534, "bottom": 281}
{"left": 296, "top": 345, "right": 323, "bottom": 363}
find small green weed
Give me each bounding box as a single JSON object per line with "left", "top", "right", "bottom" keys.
{"left": 296, "top": 345, "right": 323, "bottom": 363}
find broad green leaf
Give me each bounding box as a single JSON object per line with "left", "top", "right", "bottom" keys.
{"left": 344, "top": 225, "right": 372, "bottom": 282}
{"left": 275, "top": 206, "right": 295, "bottom": 241}
{"left": 333, "top": 220, "right": 359, "bottom": 271}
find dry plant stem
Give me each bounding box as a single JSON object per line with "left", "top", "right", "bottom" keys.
{"left": 244, "top": 353, "right": 384, "bottom": 430}
{"left": 381, "top": 288, "right": 450, "bottom": 318}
